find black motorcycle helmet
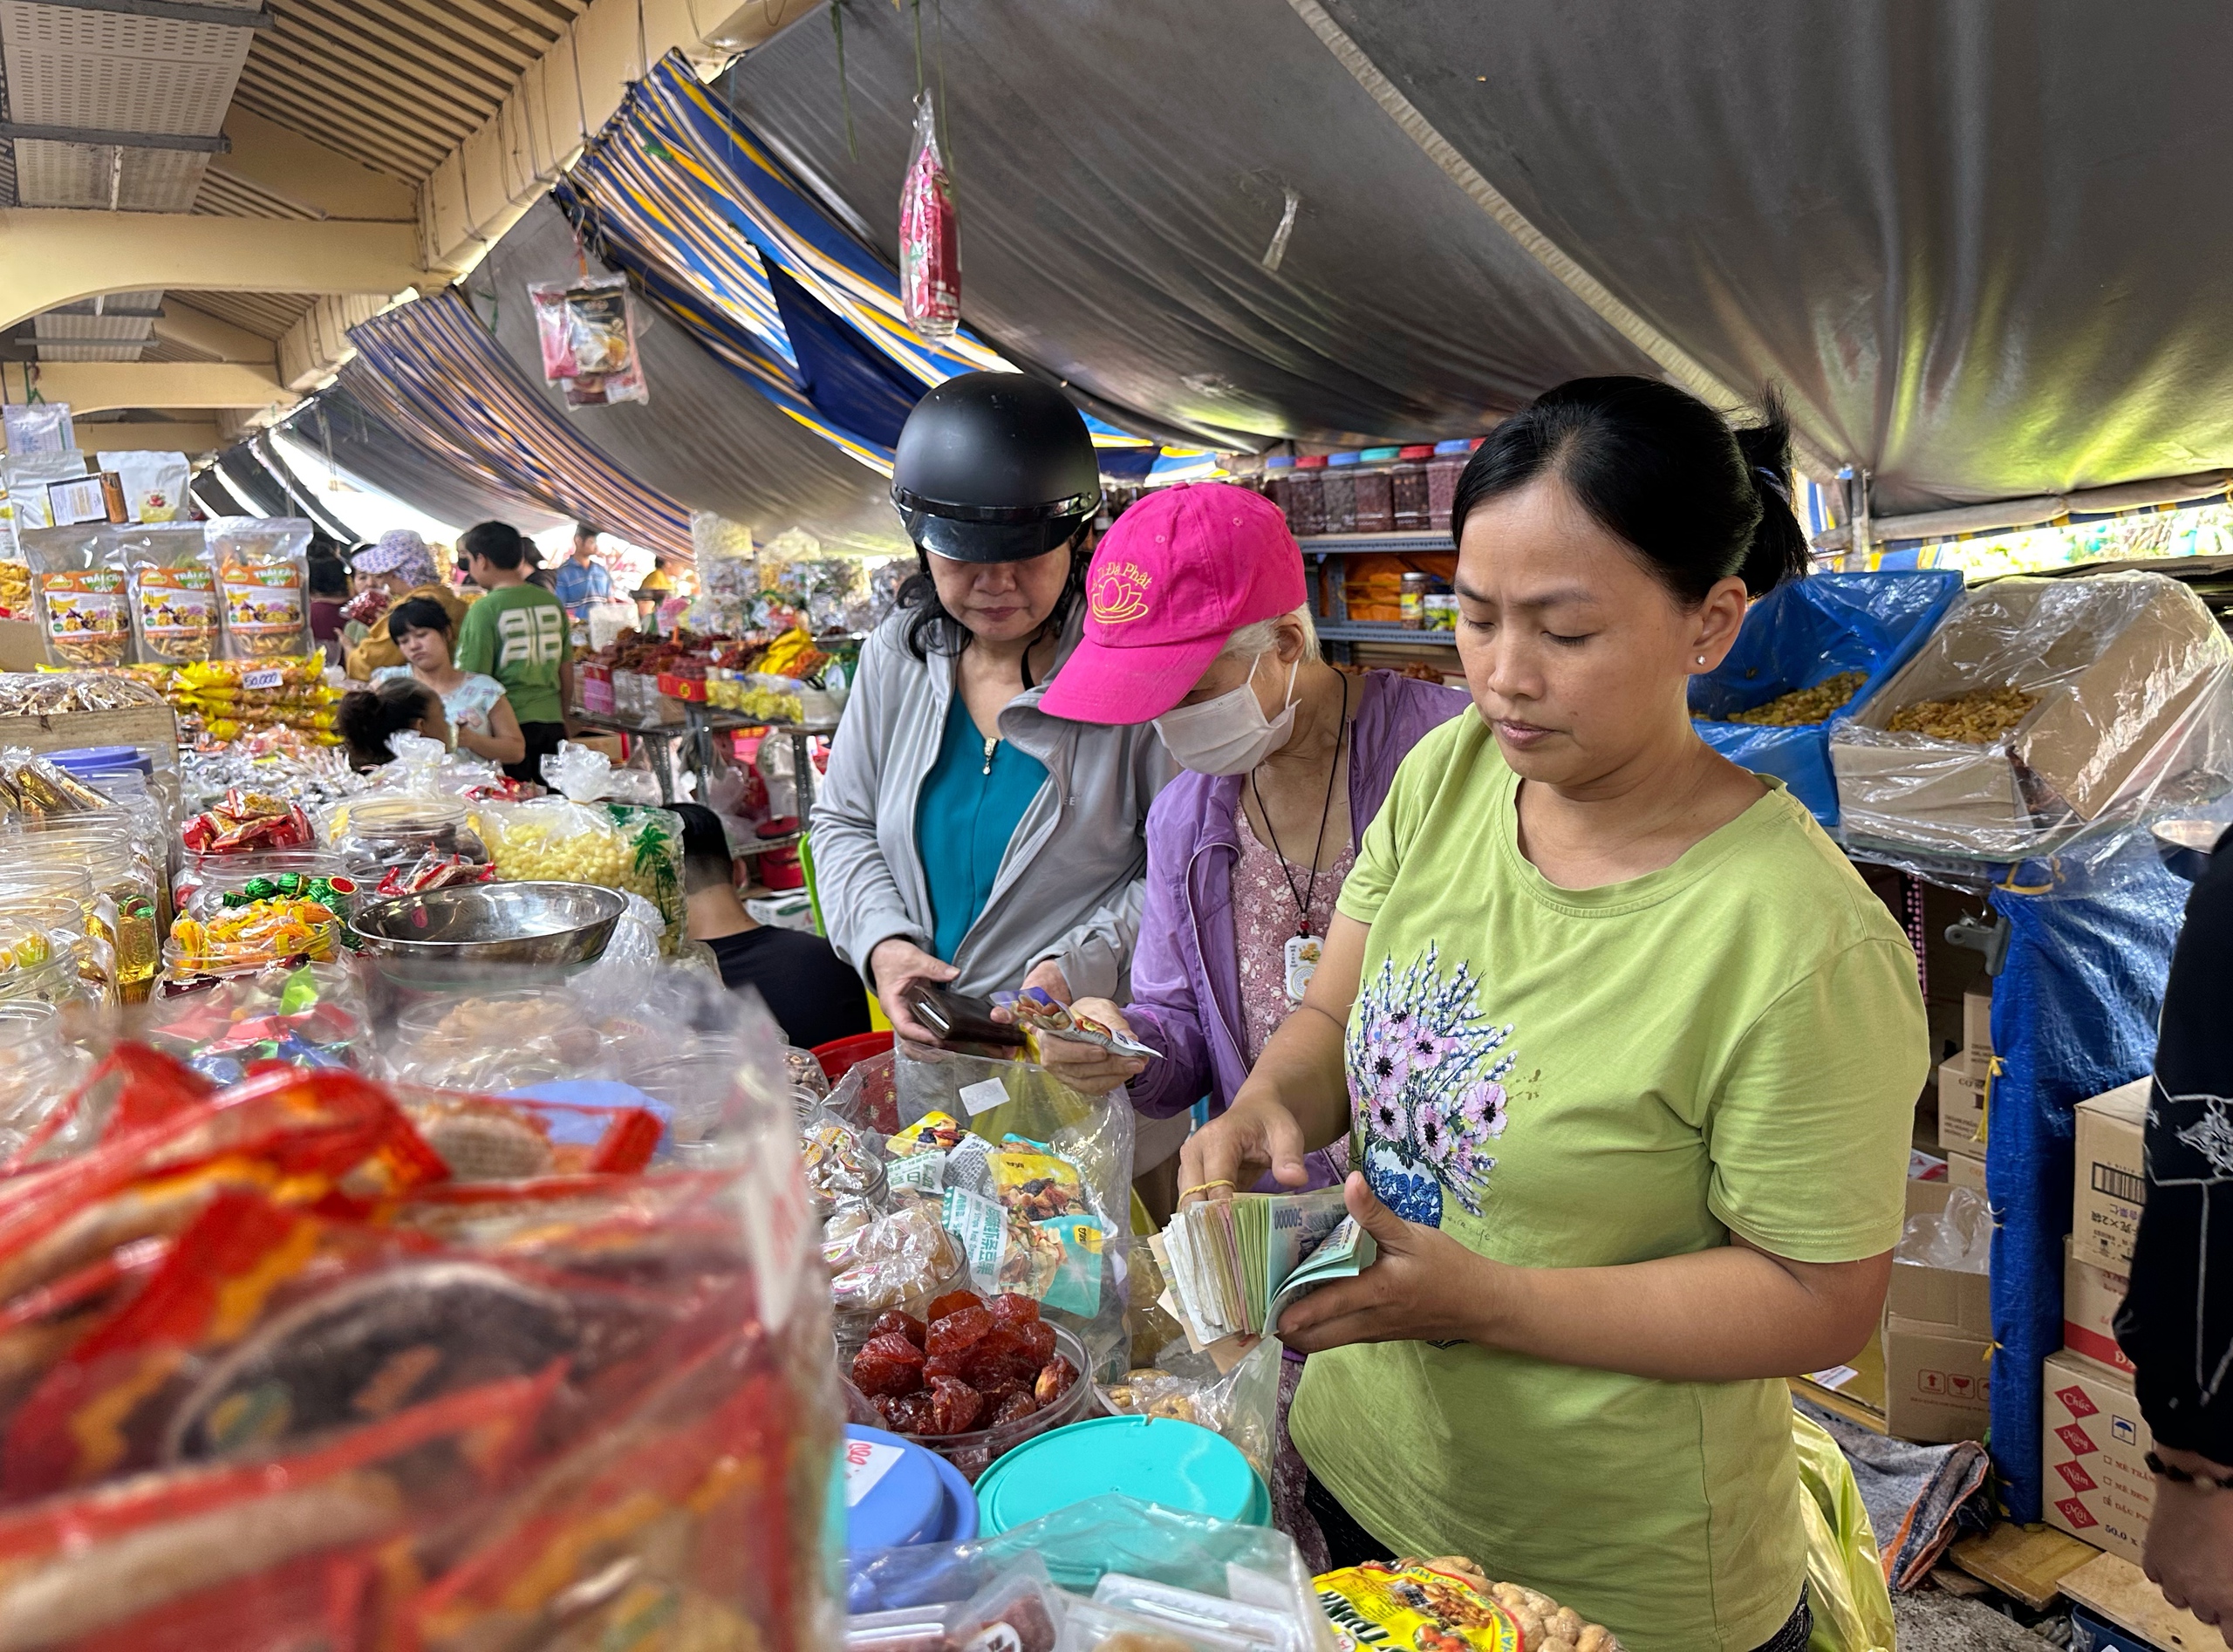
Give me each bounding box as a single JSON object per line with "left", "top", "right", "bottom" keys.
{"left": 891, "top": 372, "right": 1103, "bottom": 563}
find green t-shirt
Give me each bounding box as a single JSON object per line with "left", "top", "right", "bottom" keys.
{"left": 1289, "top": 714, "right": 1927, "bottom": 1652}
{"left": 454, "top": 583, "right": 570, "bottom": 724}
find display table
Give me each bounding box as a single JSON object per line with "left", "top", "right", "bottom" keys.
{"left": 570, "top": 703, "right": 835, "bottom": 843}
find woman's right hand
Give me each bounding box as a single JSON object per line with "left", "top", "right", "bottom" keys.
{"left": 1178, "top": 1082, "right": 1311, "bottom": 1200}
{"left": 1031, "top": 996, "right": 1149, "bottom": 1096}
{"left": 870, "top": 937, "right": 959, "bottom": 1044}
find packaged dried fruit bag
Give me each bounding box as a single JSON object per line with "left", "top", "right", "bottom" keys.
{"left": 121, "top": 522, "right": 220, "bottom": 664}
{"left": 211, "top": 518, "right": 313, "bottom": 659}
{"left": 898, "top": 90, "right": 960, "bottom": 341}
{"left": 24, "top": 523, "right": 131, "bottom": 667}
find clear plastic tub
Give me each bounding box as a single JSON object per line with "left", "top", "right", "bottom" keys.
{"left": 5, "top": 820, "right": 161, "bottom": 1001}
{"left": 874, "top": 1324, "right": 1096, "bottom": 1485}
{"left": 0, "top": 870, "right": 117, "bottom": 1003}
{"left": 175, "top": 847, "right": 350, "bottom": 921}
{"left": 0, "top": 1000, "right": 93, "bottom": 1161}
{"left": 324, "top": 795, "right": 486, "bottom": 884}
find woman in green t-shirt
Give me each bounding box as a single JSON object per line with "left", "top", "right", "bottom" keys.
{"left": 1182, "top": 378, "right": 1929, "bottom": 1652}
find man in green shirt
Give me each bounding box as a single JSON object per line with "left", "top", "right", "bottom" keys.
{"left": 454, "top": 521, "right": 572, "bottom": 782}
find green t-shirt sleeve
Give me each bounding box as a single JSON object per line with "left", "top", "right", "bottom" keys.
{"left": 454, "top": 601, "right": 494, "bottom": 676}
{"left": 1704, "top": 936, "right": 1929, "bottom": 1263}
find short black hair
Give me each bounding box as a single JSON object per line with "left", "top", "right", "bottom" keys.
{"left": 387, "top": 596, "right": 453, "bottom": 639}
{"left": 307, "top": 543, "right": 349, "bottom": 599}
{"left": 669, "top": 802, "right": 737, "bottom": 896}
{"left": 336, "top": 677, "right": 435, "bottom": 769}
{"left": 1451, "top": 377, "right": 1808, "bottom": 604}
{"left": 461, "top": 521, "right": 527, "bottom": 570}
{"left": 574, "top": 522, "right": 602, "bottom": 540}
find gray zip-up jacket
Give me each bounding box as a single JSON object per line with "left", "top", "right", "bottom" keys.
{"left": 811, "top": 607, "right": 1173, "bottom": 1002}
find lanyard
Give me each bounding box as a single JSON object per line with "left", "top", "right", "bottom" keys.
{"left": 1248, "top": 672, "right": 1349, "bottom": 939}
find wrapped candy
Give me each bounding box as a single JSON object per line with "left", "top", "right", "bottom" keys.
{"left": 180, "top": 788, "right": 315, "bottom": 855}
{"left": 166, "top": 893, "right": 344, "bottom": 975}
{"left": 372, "top": 848, "right": 493, "bottom": 899}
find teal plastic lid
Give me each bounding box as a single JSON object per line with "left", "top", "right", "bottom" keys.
{"left": 1325, "top": 451, "right": 1361, "bottom": 467}
{"left": 972, "top": 1416, "right": 1270, "bottom": 1535}
{"left": 1360, "top": 447, "right": 1403, "bottom": 462}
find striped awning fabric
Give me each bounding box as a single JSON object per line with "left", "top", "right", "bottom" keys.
{"left": 344, "top": 289, "right": 694, "bottom": 557}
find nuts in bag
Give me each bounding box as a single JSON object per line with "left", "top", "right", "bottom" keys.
{"left": 120, "top": 522, "right": 219, "bottom": 664}
{"left": 24, "top": 523, "right": 130, "bottom": 666}
{"left": 211, "top": 518, "right": 312, "bottom": 659}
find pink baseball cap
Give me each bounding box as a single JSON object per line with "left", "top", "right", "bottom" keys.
{"left": 1040, "top": 481, "right": 1308, "bottom": 724}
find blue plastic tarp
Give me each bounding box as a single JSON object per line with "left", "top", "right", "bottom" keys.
{"left": 1986, "top": 841, "right": 2186, "bottom": 1521}
{"left": 1690, "top": 571, "right": 1963, "bottom": 825}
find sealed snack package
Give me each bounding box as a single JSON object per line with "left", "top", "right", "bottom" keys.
{"left": 1315, "top": 1559, "right": 1619, "bottom": 1652}
{"left": 211, "top": 518, "right": 313, "bottom": 659}
{"left": 24, "top": 522, "right": 131, "bottom": 666}
{"left": 2, "top": 450, "right": 89, "bottom": 542}
{"left": 898, "top": 90, "right": 960, "bottom": 341}
{"left": 96, "top": 449, "right": 192, "bottom": 523}
{"left": 2, "top": 401, "right": 73, "bottom": 456}
{"left": 121, "top": 522, "right": 220, "bottom": 664}
{"left": 529, "top": 274, "right": 649, "bottom": 407}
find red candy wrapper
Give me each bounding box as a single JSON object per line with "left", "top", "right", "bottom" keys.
{"left": 898, "top": 90, "right": 960, "bottom": 342}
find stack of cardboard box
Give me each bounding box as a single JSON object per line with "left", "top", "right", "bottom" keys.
{"left": 1936, "top": 983, "right": 1991, "bottom": 1188}
{"left": 2043, "top": 1077, "right": 2154, "bottom": 1565}
{"left": 1881, "top": 1174, "right": 1995, "bottom": 1443}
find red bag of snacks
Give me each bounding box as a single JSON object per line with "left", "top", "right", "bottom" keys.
{"left": 898, "top": 90, "right": 960, "bottom": 341}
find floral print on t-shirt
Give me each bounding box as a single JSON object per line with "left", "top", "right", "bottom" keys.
{"left": 1347, "top": 943, "right": 1515, "bottom": 1226}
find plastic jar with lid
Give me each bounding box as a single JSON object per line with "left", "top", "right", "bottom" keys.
{"left": 177, "top": 848, "right": 352, "bottom": 922}
{"left": 1393, "top": 445, "right": 1437, "bottom": 531}
{"left": 1354, "top": 447, "right": 1401, "bottom": 533}
{"left": 0, "top": 1000, "right": 94, "bottom": 1160}
{"left": 1260, "top": 454, "right": 1296, "bottom": 533}
{"left": 1428, "top": 439, "right": 1474, "bottom": 532}
{"left": 1321, "top": 452, "right": 1361, "bottom": 535}
{"left": 1289, "top": 454, "right": 1328, "bottom": 536}
{"left": 325, "top": 795, "right": 487, "bottom": 884}
{"left": 0, "top": 927, "right": 113, "bottom": 1054}
{"left": 0, "top": 870, "right": 117, "bottom": 1004}
{"left": 1399, "top": 570, "right": 1435, "bottom": 628}
{"left": 7, "top": 821, "right": 160, "bottom": 1002}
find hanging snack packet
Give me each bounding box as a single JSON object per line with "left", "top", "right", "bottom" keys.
{"left": 24, "top": 522, "right": 131, "bottom": 666}
{"left": 528, "top": 276, "right": 649, "bottom": 407}
{"left": 98, "top": 450, "right": 192, "bottom": 523}
{"left": 212, "top": 518, "right": 313, "bottom": 659}
{"left": 121, "top": 522, "right": 219, "bottom": 664}
{"left": 898, "top": 90, "right": 960, "bottom": 341}
{"left": 2, "top": 402, "right": 74, "bottom": 456}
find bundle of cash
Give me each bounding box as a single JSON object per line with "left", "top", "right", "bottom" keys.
{"left": 1155, "top": 1184, "right": 1375, "bottom": 1345}
{"left": 1009, "top": 985, "right": 1161, "bottom": 1062}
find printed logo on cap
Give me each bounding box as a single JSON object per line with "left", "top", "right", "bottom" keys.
{"left": 1089, "top": 561, "right": 1153, "bottom": 625}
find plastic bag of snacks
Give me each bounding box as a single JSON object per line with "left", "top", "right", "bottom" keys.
{"left": 97, "top": 448, "right": 192, "bottom": 524}
{"left": 168, "top": 653, "right": 336, "bottom": 741}
{"left": 472, "top": 796, "right": 685, "bottom": 941}
{"left": 0, "top": 998, "right": 839, "bottom": 1650}
{"left": 898, "top": 89, "right": 961, "bottom": 341}
{"left": 120, "top": 522, "right": 219, "bottom": 664}
{"left": 529, "top": 273, "right": 649, "bottom": 406}
{"left": 180, "top": 787, "right": 315, "bottom": 854}
{"left": 23, "top": 522, "right": 131, "bottom": 666}
{"left": 1315, "top": 1558, "right": 1620, "bottom": 1652}
{"left": 211, "top": 517, "right": 313, "bottom": 659}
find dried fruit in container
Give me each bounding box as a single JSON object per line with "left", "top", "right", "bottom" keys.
{"left": 898, "top": 90, "right": 960, "bottom": 342}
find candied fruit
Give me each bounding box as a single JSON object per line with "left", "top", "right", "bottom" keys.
{"left": 1017, "top": 1321, "right": 1056, "bottom": 1365}
{"left": 926, "top": 1375, "right": 986, "bottom": 1436}
{"left": 925, "top": 1305, "right": 994, "bottom": 1355}
{"left": 986, "top": 1293, "right": 1040, "bottom": 1325}
{"left": 871, "top": 1310, "right": 927, "bottom": 1348}
{"left": 924, "top": 1350, "right": 969, "bottom": 1382}
{"left": 1033, "top": 1355, "right": 1077, "bottom": 1407}
{"left": 877, "top": 1391, "right": 936, "bottom": 1434}
{"left": 926, "top": 1289, "right": 984, "bottom": 1321}
{"left": 851, "top": 1333, "right": 927, "bottom": 1397}
{"left": 992, "top": 1389, "right": 1040, "bottom": 1426}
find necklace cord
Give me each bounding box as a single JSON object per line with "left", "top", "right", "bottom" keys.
{"left": 1250, "top": 672, "right": 1350, "bottom": 937}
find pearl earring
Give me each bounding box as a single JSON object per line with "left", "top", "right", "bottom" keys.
{"left": 1696, "top": 655, "right": 1707, "bottom": 666}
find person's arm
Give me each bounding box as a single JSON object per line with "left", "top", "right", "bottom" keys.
{"left": 1026, "top": 877, "right": 1145, "bottom": 1006}
{"left": 457, "top": 691, "right": 527, "bottom": 766}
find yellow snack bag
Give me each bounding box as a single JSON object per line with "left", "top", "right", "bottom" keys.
{"left": 888, "top": 1110, "right": 966, "bottom": 1156}
{"left": 1315, "top": 1561, "right": 1523, "bottom": 1652}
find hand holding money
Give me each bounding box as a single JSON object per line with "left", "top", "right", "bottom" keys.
{"left": 1273, "top": 1171, "right": 1495, "bottom": 1350}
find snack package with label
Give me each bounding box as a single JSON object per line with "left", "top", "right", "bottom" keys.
{"left": 898, "top": 90, "right": 961, "bottom": 341}
{"left": 120, "top": 522, "right": 220, "bottom": 664}
{"left": 24, "top": 522, "right": 131, "bottom": 666}
{"left": 1315, "top": 1559, "right": 1619, "bottom": 1652}
{"left": 210, "top": 518, "right": 313, "bottom": 659}
{"left": 96, "top": 449, "right": 191, "bottom": 524}
{"left": 529, "top": 274, "right": 649, "bottom": 407}
{"left": 180, "top": 788, "right": 316, "bottom": 854}
{"left": 1009, "top": 984, "right": 1160, "bottom": 1062}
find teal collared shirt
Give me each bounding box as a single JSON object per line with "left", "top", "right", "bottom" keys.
{"left": 916, "top": 693, "right": 1050, "bottom": 963}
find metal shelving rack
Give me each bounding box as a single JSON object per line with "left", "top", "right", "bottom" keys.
{"left": 1296, "top": 531, "right": 1461, "bottom": 663}
{"left": 569, "top": 704, "right": 836, "bottom": 851}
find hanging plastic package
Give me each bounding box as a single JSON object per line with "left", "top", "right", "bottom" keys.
{"left": 1, "top": 401, "right": 74, "bottom": 456}
{"left": 212, "top": 517, "right": 314, "bottom": 659}
{"left": 97, "top": 449, "right": 192, "bottom": 523}
{"left": 24, "top": 523, "right": 131, "bottom": 667}
{"left": 528, "top": 274, "right": 649, "bottom": 407}
{"left": 898, "top": 90, "right": 960, "bottom": 341}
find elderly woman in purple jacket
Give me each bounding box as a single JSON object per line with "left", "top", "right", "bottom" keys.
{"left": 1037, "top": 482, "right": 1466, "bottom": 1566}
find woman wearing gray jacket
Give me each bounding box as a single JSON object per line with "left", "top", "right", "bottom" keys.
{"left": 812, "top": 374, "right": 1171, "bottom": 1046}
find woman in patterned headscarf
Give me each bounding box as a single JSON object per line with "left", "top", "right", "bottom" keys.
{"left": 342, "top": 529, "right": 471, "bottom": 681}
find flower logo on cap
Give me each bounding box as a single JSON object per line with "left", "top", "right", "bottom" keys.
{"left": 1089, "top": 562, "right": 1153, "bottom": 625}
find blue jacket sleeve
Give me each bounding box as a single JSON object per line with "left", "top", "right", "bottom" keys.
{"left": 1116, "top": 816, "right": 1214, "bottom": 1121}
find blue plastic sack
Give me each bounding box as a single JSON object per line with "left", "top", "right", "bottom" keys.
{"left": 1690, "top": 571, "right": 1963, "bottom": 825}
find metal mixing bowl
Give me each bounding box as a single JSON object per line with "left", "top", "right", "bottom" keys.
{"left": 347, "top": 882, "right": 628, "bottom": 983}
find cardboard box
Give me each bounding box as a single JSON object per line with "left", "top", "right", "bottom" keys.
{"left": 1882, "top": 1314, "right": 1993, "bottom": 1444}
{"left": 2065, "top": 1239, "right": 2136, "bottom": 1377}
{"left": 1946, "top": 1149, "right": 1986, "bottom": 1192}
{"left": 1964, "top": 985, "right": 1994, "bottom": 1071}
{"left": 2043, "top": 1349, "right": 2155, "bottom": 1566}
{"left": 1938, "top": 1057, "right": 1987, "bottom": 1151}
{"left": 1888, "top": 1257, "right": 1993, "bottom": 1339}
{"left": 2074, "top": 1079, "right": 2150, "bottom": 1267}
{"left": 1830, "top": 576, "right": 2228, "bottom": 850}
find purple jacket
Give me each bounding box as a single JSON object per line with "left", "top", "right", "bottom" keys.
{"left": 1122, "top": 672, "right": 1472, "bottom": 1146}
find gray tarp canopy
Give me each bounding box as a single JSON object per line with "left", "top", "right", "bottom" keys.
{"left": 727, "top": 0, "right": 2233, "bottom": 516}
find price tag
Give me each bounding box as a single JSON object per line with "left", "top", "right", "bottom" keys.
{"left": 241, "top": 667, "right": 283, "bottom": 691}
{"left": 959, "top": 1076, "right": 1010, "bottom": 1116}
{"left": 842, "top": 1437, "right": 906, "bottom": 1506}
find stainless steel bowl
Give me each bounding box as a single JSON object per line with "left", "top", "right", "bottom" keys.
{"left": 347, "top": 881, "right": 628, "bottom": 983}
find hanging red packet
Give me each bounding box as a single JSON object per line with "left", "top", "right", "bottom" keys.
{"left": 898, "top": 90, "right": 960, "bottom": 341}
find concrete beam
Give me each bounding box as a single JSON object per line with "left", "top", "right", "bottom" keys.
{"left": 0, "top": 211, "right": 420, "bottom": 331}
{"left": 277, "top": 293, "right": 386, "bottom": 392}
{"left": 27, "top": 361, "right": 284, "bottom": 414}
{"left": 420, "top": 0, "right": 809, "bottom": 278}
{"left": 151, "top": 300, "right": 277, "bottom": 364}
{"left": 69, "top": 421, "right": 223, "bottom": 454}
{"left": 213, "top": 109, "right": 415, "bottom": 222}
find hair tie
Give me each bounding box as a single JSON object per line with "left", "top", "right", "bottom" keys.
{"left": 1754, "top": 466, "right": 1792, "bottom": 506}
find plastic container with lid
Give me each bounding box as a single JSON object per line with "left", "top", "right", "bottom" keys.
{"left": 1393, "top": 444, "right": 1437, "bottom": 531}
{"left": 324, "top": 794, "right": 487, "bottom": 884}
{"left": 1399, "top": 570, "right": 1435, "bottom": 629}
{"left": 1260, "top": 454, "right": 1295, "bottom": 534}
{"left": 1428, "top": 438, "right": 1474, "bottom": 532}
{"left": 1319, "top": 452, "right": 1360, "bottom": 535}
{"left": 970, "top": 1415, "right": 1270, "bottom": 1535}
{"left": 1353, "top": 446, "right": 1401, "bottom": 534}
{"left": 1287, "top": 454, "right": 1328, "bottom": 536}
{"left": 0, "top": 869, "right": 116, "bottom": 1004}
{"left": 176, "top": 848, "right": 350, "bottom": 922}
{"left": 0, "top": 1000, "right": 93, "bottom": 1159}
{"left": 7, "top": 820, "right": 161, "bottom": 1001}
{"left": 844, "top": 1424, "right": 979, "bottom": 1555}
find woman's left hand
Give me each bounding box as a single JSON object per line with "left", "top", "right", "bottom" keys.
{"left": 1274, "top": 1172, "right": 1499, "bottom": 1352}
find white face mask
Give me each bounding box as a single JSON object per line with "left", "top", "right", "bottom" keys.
{"left": 1153, "top": 652, "right": 1299, "bottom": 775}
